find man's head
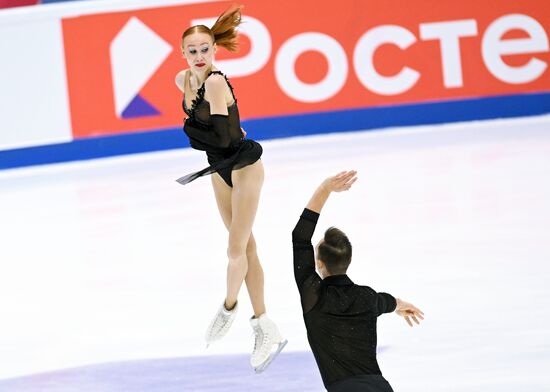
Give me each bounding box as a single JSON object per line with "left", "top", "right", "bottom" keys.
{"left": 315, "top": 227, "right": 352, "bottom": 278}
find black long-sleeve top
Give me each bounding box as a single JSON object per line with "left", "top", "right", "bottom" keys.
{"left": 292, "top": 208, "right": 397, "bottom": 389}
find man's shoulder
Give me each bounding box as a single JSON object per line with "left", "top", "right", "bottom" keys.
{"left": 353, "top": 283, "right": 379, "bottom": 297}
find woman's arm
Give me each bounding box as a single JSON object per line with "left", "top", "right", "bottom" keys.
{"left": 205, "top": 74, "right": 230, "bottom": 115}
{"left": 202, "top": 74, "right": 232, "bottom": 148}
{"left": 175, "top": 69, "right": 187, "bottom": 93}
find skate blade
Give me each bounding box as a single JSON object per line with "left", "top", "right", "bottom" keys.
{"left": 254, "top": 339, "right": 288, "bottom": 374}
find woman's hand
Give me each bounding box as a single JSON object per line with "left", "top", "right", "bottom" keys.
{"left": 241, "top": 127, "right": 247, "bottom": 138}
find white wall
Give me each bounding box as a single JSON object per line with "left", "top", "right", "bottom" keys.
{"left": 0, "top": 11, "right": 71, "bottom": 150}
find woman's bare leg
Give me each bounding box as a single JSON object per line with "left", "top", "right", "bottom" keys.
{"left": 244, "top": 233, "right": 265, "bottom": 317}
{"left": 225, "top": 160, "right": 264, "bottom": 310}
{"left": 210, "top": 165, "right": 266, "bottom": 316}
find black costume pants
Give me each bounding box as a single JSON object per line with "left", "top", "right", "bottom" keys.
{"left": 327, "top": 375, "right": 394, "bottom": 392}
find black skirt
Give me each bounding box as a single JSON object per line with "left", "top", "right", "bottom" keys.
{"left": 176, "top": 139, "right": 263, "bottom": 187}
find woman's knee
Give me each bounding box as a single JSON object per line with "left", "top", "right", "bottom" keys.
{"left": 227, "top": 243, "right": 247, "bottom": 261}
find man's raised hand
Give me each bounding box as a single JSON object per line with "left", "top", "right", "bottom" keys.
{"left": 322, "top": 170, "right": 358, "bottom": 193}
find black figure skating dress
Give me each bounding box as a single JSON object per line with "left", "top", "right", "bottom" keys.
{"left": 176, "top": 70, "right": 263, "bottom": 187}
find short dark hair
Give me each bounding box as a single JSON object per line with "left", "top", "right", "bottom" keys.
{"left": 318, "top": 227, "right": 352, "bottom": 275}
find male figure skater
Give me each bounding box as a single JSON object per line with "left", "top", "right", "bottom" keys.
{"left": 292, "top": 171, "right": 424, "bottom": 391}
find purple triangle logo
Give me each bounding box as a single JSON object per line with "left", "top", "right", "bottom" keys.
{"left": 121, "top": 94, "right": 161, "bottom": 119}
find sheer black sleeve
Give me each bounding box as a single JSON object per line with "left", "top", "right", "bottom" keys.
{"left": 209, "top": 115, "right": 232, "bottom": 148}
{"left": 183, "top": 116, "right": 231, "bottom": 149}
{"left": 376, "top": 292, "right": 397, "bottom": 316}
{"left": 292, "top": 208, "right": 323, "bottom": 313}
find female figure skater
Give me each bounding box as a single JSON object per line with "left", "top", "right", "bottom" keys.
{"left": 174, "top": 5, "right": 286, "bottom": 372}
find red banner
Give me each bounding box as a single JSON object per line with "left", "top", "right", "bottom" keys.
{"left": 62, "top": 0, "right": 550, "bottom": 139}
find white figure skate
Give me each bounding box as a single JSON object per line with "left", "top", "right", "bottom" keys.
{"left": 205, "top": 301, "right": 238, "bottom": 347}
{"left": 250, "top": 314, "right": 288, "bottom": 373}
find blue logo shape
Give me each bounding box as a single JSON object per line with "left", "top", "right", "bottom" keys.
{"left": 121, "top": 94, "right": 161, "bottom": 119}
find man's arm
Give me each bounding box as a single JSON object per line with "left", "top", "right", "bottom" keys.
{"left": 292, "top": 208, "right": 320, "bottom": 290}
{"left": 373, "top": 290, "right": 424, "bottom": 327}
{"left": 292, "top": 171, "right": 358, "bottom": 291}
{"left": 305, "top": 171, "right": 357, "bottom": 213}
{"left": 375, "top": 292, "right": 398, "bottom": 317}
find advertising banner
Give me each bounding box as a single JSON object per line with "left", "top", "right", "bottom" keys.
{"left": 62, "top": 0, "right": 550, "bottom": 139}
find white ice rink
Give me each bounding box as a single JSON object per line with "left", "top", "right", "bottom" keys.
{"left": 1, "top": 115, "right": 550, "bottom": 391}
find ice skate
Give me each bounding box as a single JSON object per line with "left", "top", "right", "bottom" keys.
{"left": 250, "top": 314, "right": 288, "bottom": 373}
{"left": 205, "top": 301, "right": 238, "bottom": 347}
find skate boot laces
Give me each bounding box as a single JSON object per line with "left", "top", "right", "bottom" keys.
{"left": 206, "top": 302, "right": 237, "bottom": 345}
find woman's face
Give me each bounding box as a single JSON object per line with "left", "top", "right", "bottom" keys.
{"left": 182, "top": 32, "right": 216, "bottom": 72}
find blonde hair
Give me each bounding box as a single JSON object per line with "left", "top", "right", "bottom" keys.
{"left": 181, "top": 4, "right": 243, "bottom": 53}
